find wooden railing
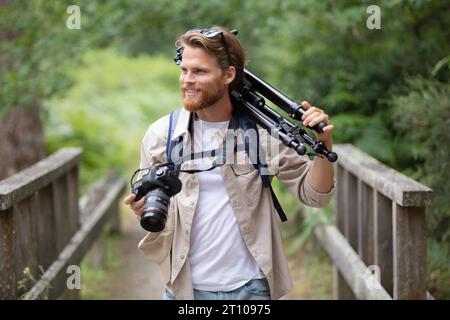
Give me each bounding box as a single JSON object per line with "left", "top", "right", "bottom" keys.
{"left": 0, "top": 148, "right": 126, "bottom": 299}
{"left": 0, "top": 144, "right": 433, "bottom": 300}
{"left": 310, "top": 144, "right": 433, "bottom": 300}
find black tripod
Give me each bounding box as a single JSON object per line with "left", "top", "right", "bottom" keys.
{"left": 230, "top": 68, "right": 338, "bottom": 162}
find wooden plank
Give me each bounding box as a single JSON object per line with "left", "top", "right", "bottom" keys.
{"left": 334, "top": 167, "right": 357, "bottom": 300}
{"left": 36, "top": 184, "right": 57, "bottom": 272}
{"left": 52, "top": 176, "right": 71, "bottom": 254}
{"left": 358, "top": 181, "right": 374, "bottom": 266}
{"left": 393, "top": 204, "right": 427, "bottom": 299}
{"left": 357, "top": 179, "right": 362, "bottom": 255}
{"left": 346, "top": 172, "right": 358, "bottom": 250}
{"left": 336, "top": 164, "right": 346, "bottom": 233}
{"left": 23, "top": 178, "right": 126, "bottom": 300}
{"left": 14, "top": 196, "right": 39, "bottom": 297}
{"left": 66, "top": 166, "right": 80, "bottom": 237}
{"left": 334, "top": 144, "right": 432, "bottom": 207}
{"left": 0, "top": 148, "right": 83, "bottom": 211}
{"left": 374, "top": 191, "right": 393, "bottom": 296}
{"left": 0, "top": 207, "right": 16, "bottom": 299}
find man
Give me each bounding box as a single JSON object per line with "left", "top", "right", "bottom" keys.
{"left": 124, "top": 26, "right": 335, "bottom": 300}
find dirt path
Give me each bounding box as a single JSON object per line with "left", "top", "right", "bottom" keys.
{"left": 106, "top": 211, "right": 164, "bottom": 300}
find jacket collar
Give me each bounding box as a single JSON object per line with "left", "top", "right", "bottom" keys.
{"left": 171, "top": 108, "right": 193, "bottom": 142}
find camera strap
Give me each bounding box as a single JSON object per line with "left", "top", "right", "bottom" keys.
{"left": 166, "top": 109, "right": 236, "bottom": 173}
{"left": 166, "top": 108, "right": 287, "bottom": 222}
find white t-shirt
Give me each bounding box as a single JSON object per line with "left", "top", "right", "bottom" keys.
{"left": 188, "top": 118, "right": 264, "bottom": 291}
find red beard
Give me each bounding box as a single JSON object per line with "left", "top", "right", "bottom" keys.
{"left": 181, "top": 78, "right": 227, "bottom": 112}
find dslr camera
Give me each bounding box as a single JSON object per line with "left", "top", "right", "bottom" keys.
{"left": 131, "top": 163, "right": 182, "bottom": 232}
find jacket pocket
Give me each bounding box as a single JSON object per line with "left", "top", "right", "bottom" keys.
{"left": 138, "top": 229, "right": 173, "bottom": 265}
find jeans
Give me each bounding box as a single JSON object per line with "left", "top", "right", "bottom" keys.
{"left": 163, "top": 278, "right": 271, "bottom": 300}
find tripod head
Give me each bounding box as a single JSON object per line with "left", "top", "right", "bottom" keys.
{"left": 230, "top": 68, "right": 337, "bottom": 162}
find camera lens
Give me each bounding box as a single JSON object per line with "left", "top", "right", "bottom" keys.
{"left": 140, "top": 188, "right": 170, "bottom": 232}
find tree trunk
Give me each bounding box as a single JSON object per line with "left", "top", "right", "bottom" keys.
{"left": 0, "top": 107, "right": 45, "bottom": 180}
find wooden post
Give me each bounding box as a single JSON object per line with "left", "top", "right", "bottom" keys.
{"left": 36, "top": 184, "right": 57, "bottom": 272}
{"left": 333, "top": 166, "right": 356, "bottom": 300}
{"left": 358, "top": 181, "right": 374, "bottom": 266}
{"left": 374, "top": 191, "right": 393, "bottom": 296}
{"left": 14, "top": 196, "right": 39, "bottom": 297}
{"left": 53, "top": 175, "right": 72, "bottom": 254}
{"left": 346, "top": 172, "right": 358, "bottom": 251}
{"left": 0, "top": 208, "right": 16, "bottom": 299}
{"left": 336, "top": 164, "right": 345, "bottom": 233}
{"left": 67, "top": 166, "right": 80, "bottom": 238}
{"left": 393, "top": 204, "right": 427, "bottom": 299}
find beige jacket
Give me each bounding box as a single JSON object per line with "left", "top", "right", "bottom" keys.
{"left": 137, "top": 108, "right": 334, "bottom": 299}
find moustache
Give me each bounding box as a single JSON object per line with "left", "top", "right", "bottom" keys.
{"left": 181, "top": 86, "right": 202, "bottom": 91}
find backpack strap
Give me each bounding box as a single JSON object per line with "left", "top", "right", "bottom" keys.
{"left": 166, "top": 109, "right": 183, "bottom": 165}
{"left": 237, "top": 110, "right": 288, "bottom": 222}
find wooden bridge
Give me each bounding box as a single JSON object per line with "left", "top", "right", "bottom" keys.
{"left": 0, "top": 145, "right": 433, "bottom": 300}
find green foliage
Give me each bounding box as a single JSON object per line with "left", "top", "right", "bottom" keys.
{"left": 432, "top": 55, "right": 450, "bottom": 78}
{"left": 247, "top": 0, "right": 450, "bottom": 168}
{"left": 44, "top": 49, "right": 180, "bottom": 191}
{"left": 17, "top": 266, "right": 50, "bottom": 300}
{"left": 427, "top": 238, "right": 450, "bottom": 299}
{"left": 392, "top": 77, "right": 450, "bottom": 242}
{"left": 285, "top": 239, "right": 333, "bottom": 299}
{"left": 0, "top": 1, "right": 101, "bottom": 116}
{"left": 331, "top": 114, "right": 370, "bottom": 143}
{"left": 89, "top": 0, "right": 302, "bottom": 57}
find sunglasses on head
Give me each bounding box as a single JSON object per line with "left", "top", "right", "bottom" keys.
{"left": 174, "top": 28, "right": 238, "bottom": 66}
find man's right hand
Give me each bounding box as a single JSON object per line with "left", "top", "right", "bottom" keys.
{"left": 123, "top": 193, "right": 145, "bottom": 221}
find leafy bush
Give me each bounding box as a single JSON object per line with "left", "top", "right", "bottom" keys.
{"left": 393, "top": 77, "right": 450, "bottom": 241}
{"left": 44, "top": 50, "right": 180, "bottom": 192}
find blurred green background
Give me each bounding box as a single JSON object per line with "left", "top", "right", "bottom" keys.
{"left": 1, "top": 0, "right": 449, "bottom": 298}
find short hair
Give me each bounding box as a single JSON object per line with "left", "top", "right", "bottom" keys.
{"left": 175, "top": 26, "right": 248, "bottom": 90}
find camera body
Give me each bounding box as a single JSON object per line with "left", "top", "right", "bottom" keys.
{"left": 132, "top": 164, "right": 182, "bottom": 232}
